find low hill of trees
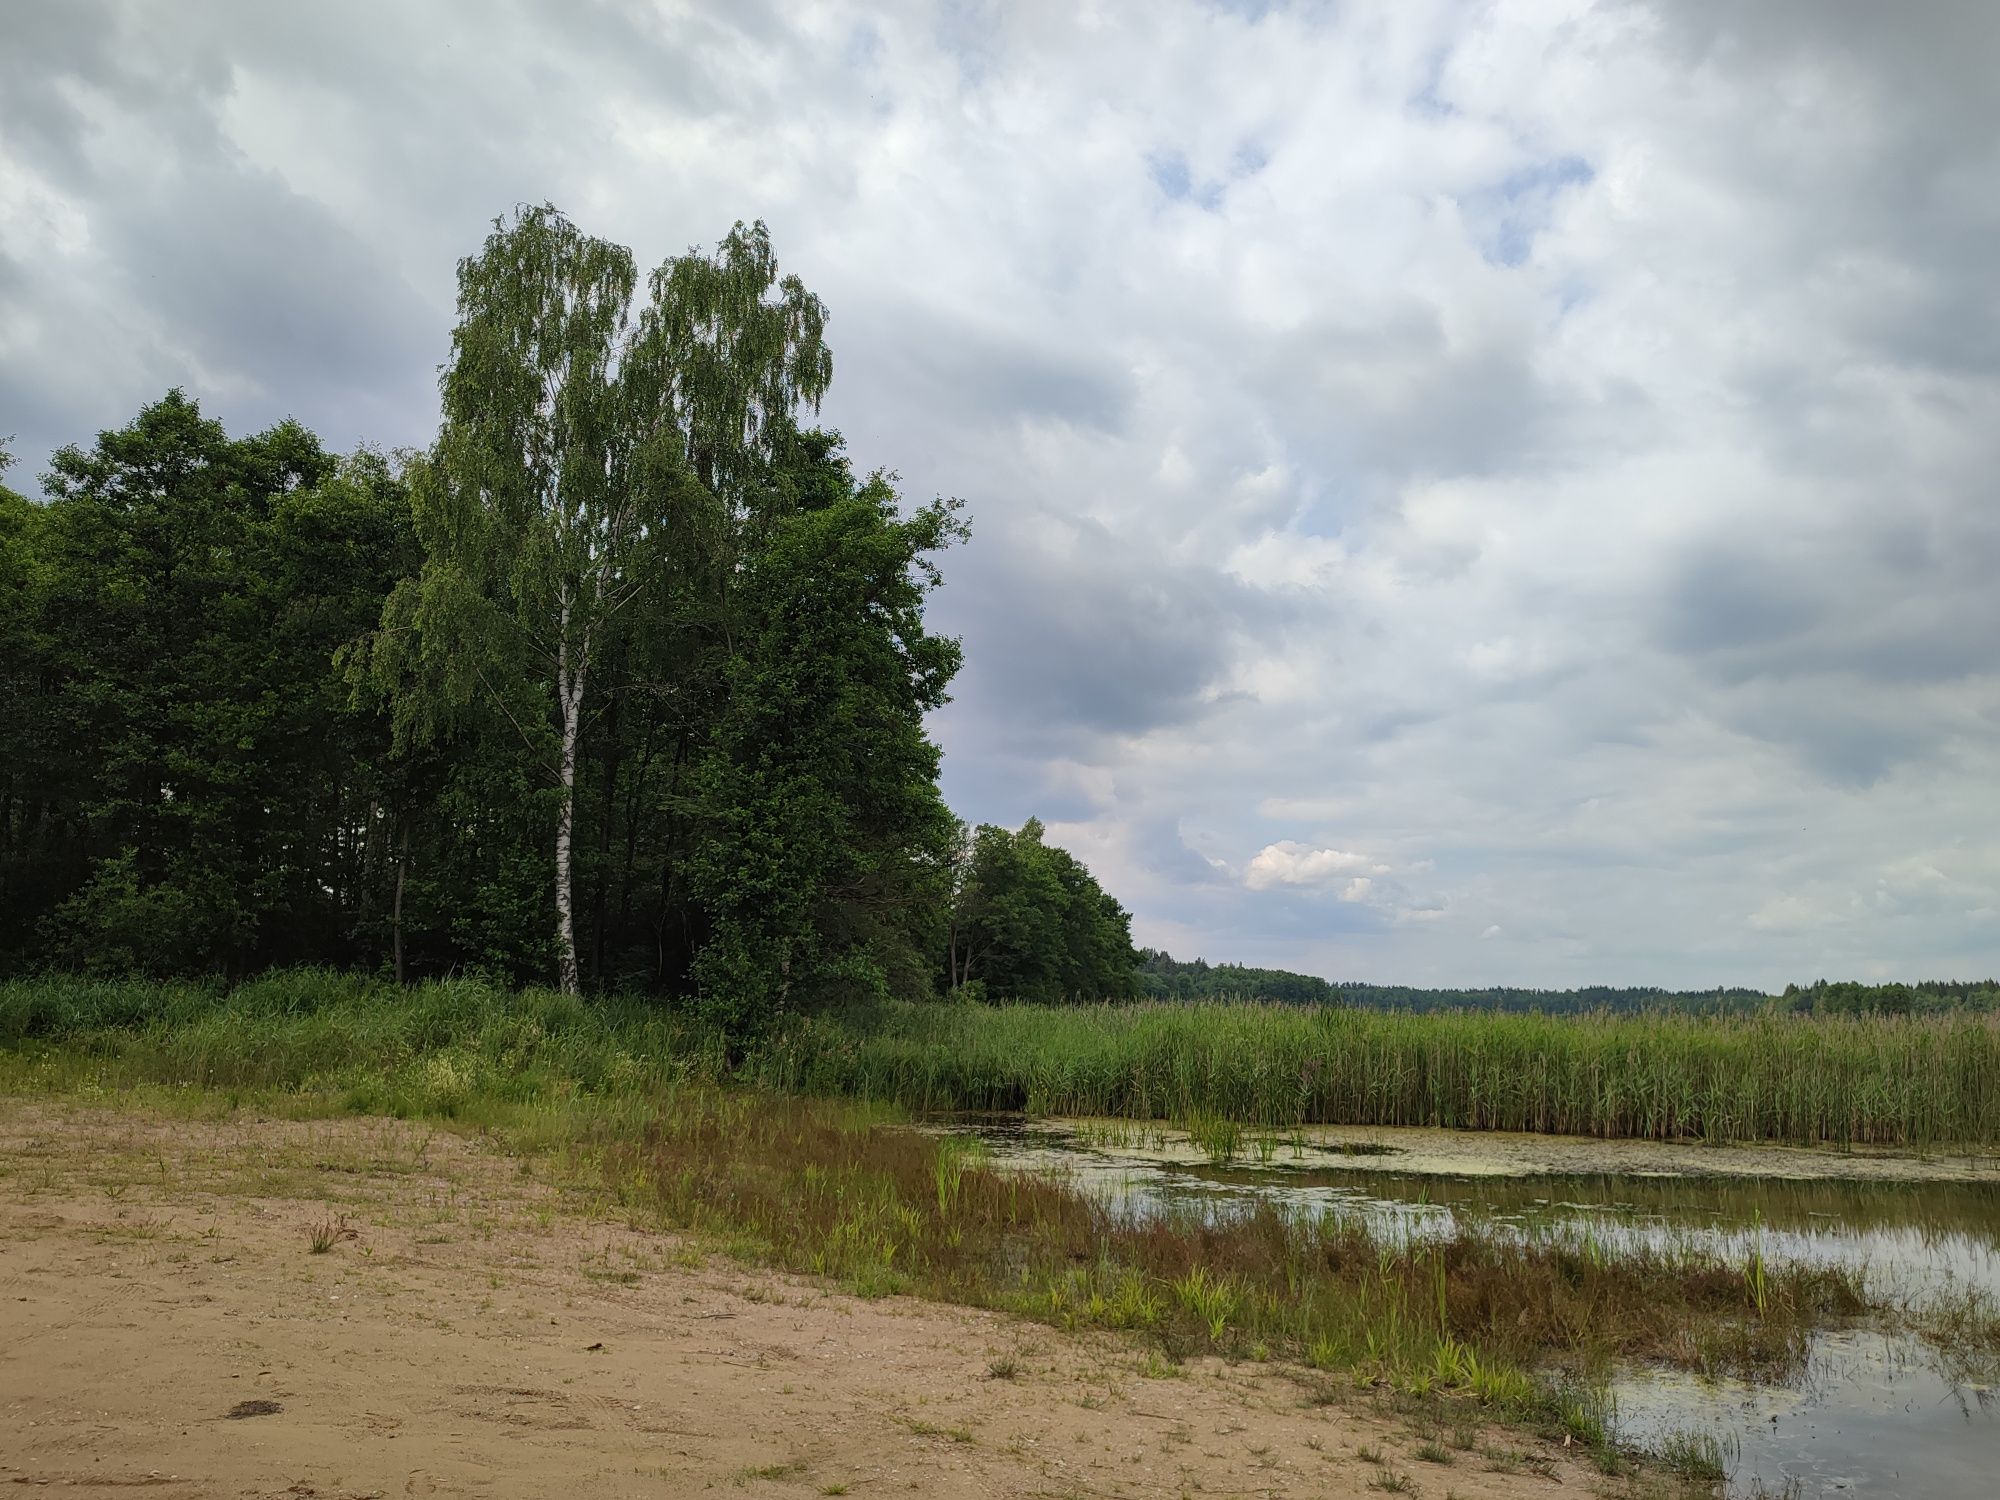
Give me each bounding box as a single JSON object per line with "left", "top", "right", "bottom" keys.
{"left": 1782, "top": 979, "right": 2000, "bottom": 1015}
{"left": 1135, "top": 950, "right": 1333, "bottom": 1004}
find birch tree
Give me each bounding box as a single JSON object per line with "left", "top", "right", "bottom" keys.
{"left": 365, "top": 206, "right": 829, "bottom": 993}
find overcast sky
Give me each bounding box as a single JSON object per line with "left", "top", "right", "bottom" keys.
{"left": 6, "top": 1, "right": 1998, "bottom": 989}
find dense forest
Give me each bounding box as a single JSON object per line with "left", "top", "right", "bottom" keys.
{"left": 0, "top": 208, "right": 1135, "bottom": 1030}
{"left": 1136, "top": 950, "right": 1335, "bottom": 1004}
{"left": 1780, "top": 979, "right": 2000, "bottom": 1015}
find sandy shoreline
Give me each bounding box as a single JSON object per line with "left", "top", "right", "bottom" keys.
{"left": 0, "top": 1096, "right": 1608, "bottom": 1500}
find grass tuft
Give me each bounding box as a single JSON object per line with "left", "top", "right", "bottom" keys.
{"left": 305, "top": 1213, "right": 357, "bottom": 1254}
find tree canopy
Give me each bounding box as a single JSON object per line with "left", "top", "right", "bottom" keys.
{"left": 946, "top": 819, "right": 1137, "bottom": 1004}
{"left": 0, "top": 208, "right": 1149, "bottom": 1029}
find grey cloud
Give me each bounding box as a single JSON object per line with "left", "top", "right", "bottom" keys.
{"left": 1658, "top": 520, "right": 2000, "bottom": 708}
{"left": 1657, "top": 545, "right": 1824, "bottom": 659}
{"left": 1127, "top": 818, "right": 1230, "bottom": 888}
{"left": 940, "top": 514, "right": 1281, "bottom": 749}
{"left": 896, "top": 319, "right": 1133, "bottom": 433}
{"left": 0, "top": 3, "right": 228, "bottom": 183}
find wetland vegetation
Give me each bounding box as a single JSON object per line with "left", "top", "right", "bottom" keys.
{"left": 764, "top": 997, "right": 2000, "bottom": 1149}
{"left": 11, "top": 971, "right": 2000, "bottom": 1150}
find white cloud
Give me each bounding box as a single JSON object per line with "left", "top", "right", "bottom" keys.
{"left": 1244, "top": 842, "right": 1379, "bottom": 891}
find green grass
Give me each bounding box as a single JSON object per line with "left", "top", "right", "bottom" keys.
{"left": 0, "top": 969, "right": 729, "bottom": 1118}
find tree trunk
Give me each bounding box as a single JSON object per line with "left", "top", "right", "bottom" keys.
{"left": 392, "top": 814, "right": 409, "bottom": 986}
{"left": 554, "top": 631, "right": 586, "bottom": 995}
{"left": 591, "top": 681, "right": 621, "bottom": 985}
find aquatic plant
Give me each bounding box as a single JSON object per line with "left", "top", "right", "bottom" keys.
{"left": 757, "top": 998, "right": 2000, "bottom": 1148}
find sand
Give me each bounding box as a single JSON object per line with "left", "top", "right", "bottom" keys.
{"left": 0, "top": 1096, "right": 1606, "bottom": 1500}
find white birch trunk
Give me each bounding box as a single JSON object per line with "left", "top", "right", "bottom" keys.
{"left": 554, "top": 618, "right": 585, "bottom": 995}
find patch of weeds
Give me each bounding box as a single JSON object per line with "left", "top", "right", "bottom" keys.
{"left": 903, "top": 1417, "right": 975, "bottom": 1443}
{"left": 736, "top": 1459, "right": 808, "bottom": 1484}
{"left": 1368, "top": 1466, "right": 1417, "bottom": 1494}
{"left": 1655, "top": 1427, "right": 1732, "bottom": 1486}
{"left": 986, "top": 1355, "right": 1020, "bottom": 1379}
{"left": 306, "top": 1213, "right": 358, "bottom": 1254}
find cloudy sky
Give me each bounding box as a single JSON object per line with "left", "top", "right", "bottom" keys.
{"left": 6, "top": 1, "right": 1998, "bottom": 989}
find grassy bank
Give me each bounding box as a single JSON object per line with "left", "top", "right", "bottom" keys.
{"left": 0, "top": 969, "right": 727, "bottom": 1113}
{"left": 7, "top": 971, "right": 1999, "bottom": 1147}
{"left": 762, "top": 999, "right": 2000, "bottom": 1148}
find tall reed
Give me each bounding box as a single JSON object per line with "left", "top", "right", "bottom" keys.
{"left": 753, "top": 999, "right": 2000, "bottom": 1148}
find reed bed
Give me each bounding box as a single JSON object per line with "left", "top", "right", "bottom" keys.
{"left": 756, "top": 1000, "right": 2000, "bottom": 1148}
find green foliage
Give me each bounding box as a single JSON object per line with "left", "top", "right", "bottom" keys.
{"left": 0, "top": 968, "right": 724, "bottom": 1106}
{"left": 1783, "top": 978, "right": 2000, "bottom": 1016}
{"left": 0, "top": 394, "right": 412, "bottom": 976}
{"left": 691, "top": 448, "right": 964, "bottom": 1035}
{"left": 1137, "top": 949, "right": 1333, "bottom": 1004}
{"left": 355, "top": 204, "right": 720, "bottom": 992}
{"left": 946, "top": 819, "right": 1137, "bottom": 1003}
{"left": 1, "top": 211, "right": 976, "bottom": 1035}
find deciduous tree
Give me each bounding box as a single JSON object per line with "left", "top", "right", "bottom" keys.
{"left": 361, "top": 206, "right": 829, "bottom": 993}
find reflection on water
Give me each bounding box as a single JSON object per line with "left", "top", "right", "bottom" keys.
{"left": 929, "top": 1115, "right": 2000, "bottom": 1498}
{"left": 1616, "top": 1331, "right": 1996, "bottom": 1498}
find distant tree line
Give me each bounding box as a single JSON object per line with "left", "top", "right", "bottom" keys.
{"left": 1125, "top": 975, "right": 2000, "bottom": 1017}
{"left": 1327, "top": 982, "right": 2000, "bottom": 1017}
{"left": 1322, "top": 983, "right": 1775, "bottom": 1016}
{"left": 1136, "top": 950, "right": 1333, "bottom": 1004}
{"left": 946, "top": 819, "right": 1137, "bottom": 1005}
{"left": 1781, "top": 979, "right": 2000, "bottom": 1016}
{"left": 0, "top": 208, "right": 1138, "bottom": 1032}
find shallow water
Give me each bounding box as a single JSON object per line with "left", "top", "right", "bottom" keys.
{"left": 928, "top": 1115, "right": 2000, "bottom": 1497}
